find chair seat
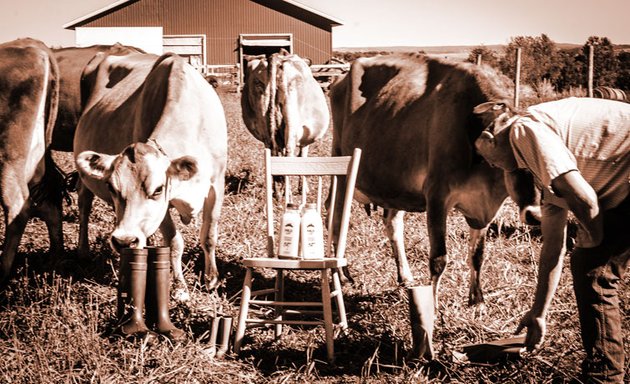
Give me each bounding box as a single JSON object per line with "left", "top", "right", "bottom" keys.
{"left": 242, "top": 257, "right": 347, "bottom": 270}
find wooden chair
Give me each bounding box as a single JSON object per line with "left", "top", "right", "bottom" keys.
{"left": 233, "top": 148, "right": 361, "bottom": 363}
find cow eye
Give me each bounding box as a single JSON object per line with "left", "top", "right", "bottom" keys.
{"left": 151, "top": 185, "right": 164, "bottom": 199}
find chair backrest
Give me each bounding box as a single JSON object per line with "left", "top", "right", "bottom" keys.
{"left": 264, "top": 148, "right": 362, "bottom": 259}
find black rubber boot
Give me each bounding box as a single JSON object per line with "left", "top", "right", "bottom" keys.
{"left": 114, "top": 248, "right": 155, "bottom": 342}
{"left": 145, "top": 246, "right": 187, "bottom": 343}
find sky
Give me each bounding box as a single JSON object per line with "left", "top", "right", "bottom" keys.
{"left": 0, "top": 0, "right": 629, "bottom": 49}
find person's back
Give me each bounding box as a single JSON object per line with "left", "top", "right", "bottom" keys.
{"left": 511, "top": 97, "right": 630, "bottom": 209}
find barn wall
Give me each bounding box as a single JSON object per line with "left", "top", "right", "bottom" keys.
{"left": 79, "top": 0, "right": 334, "bottom": 64}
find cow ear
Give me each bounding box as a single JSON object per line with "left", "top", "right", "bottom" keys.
{"left": 76, "top": 151, "right": 116, "bottom": 181}
{"left": 168, "top": 156, "right": 198, "bottom": 181}
{"left": 473, "top": 101, "right": 509, "bottom": 115}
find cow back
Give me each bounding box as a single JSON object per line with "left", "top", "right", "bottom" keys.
{"left": 330, "top": 53, "right": 513, "bottom": 213}
{"left": 52, "top": 44, "right": 143, "bottom": 152}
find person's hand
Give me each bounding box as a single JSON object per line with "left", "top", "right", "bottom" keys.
{"left": 515, "top": 311, "right": 546, "bottom": 351}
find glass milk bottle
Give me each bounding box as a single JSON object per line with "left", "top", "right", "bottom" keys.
{"left": 300, "top": 203, "right": 324, "bottom": 259}
{"left": 278, "top": 203, "right": 301, "bottom": 259}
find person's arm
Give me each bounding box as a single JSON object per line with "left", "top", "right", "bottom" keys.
{"left": 516, "top": 206, "right": 568, "bottom": 350}
{"left": 551, "top": 170, "right": 603, "bottom": 247}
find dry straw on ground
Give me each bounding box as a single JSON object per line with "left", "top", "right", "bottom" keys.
{"left": 0, "top": 89, "right": 627, "bottom": 383}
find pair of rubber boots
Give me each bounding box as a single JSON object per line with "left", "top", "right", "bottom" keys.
{"left": 114, "top": 246, "right": 186, "bottom": 343}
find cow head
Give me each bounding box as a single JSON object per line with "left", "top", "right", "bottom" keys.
{"left": 473, "top": 101, "right": 520, "bottom": 171}
{"left": 76, "top": 142, "right": 198, "bottom": 252}
{"left": 474, "top": 101, "right": 541, "bottom": 225}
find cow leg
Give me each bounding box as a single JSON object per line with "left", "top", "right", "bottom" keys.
{"left": 36, "top": 199, "right": 64, "bottom": 256}
{"left": 158, "top": 212, "right": 188, "bottom": 302}
{"left": 297, "top": 145, "right": 309, "bottom": 202}
{"left": 467, "top": 226, "right": 488, "bottom": 306}
{"left": 77, "top": 182, "right": 94, "bottom": 260}
{"left": 200, "top": 182, "right": 224, "bottom": 291}
{"left": 383, "top": 209, "right": 415, "bottom": 286}
{"left": 0, "top": 178, "right": 30, "bottom": 282}
{"left": 426, "top": 193, "right": 449, "bottom": 311}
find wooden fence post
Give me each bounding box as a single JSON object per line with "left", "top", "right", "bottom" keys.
{"left": 514, "top": 48, "right": 521, "bottom": 108}
{"left": 588, "top": 44, "right": 594, "bottom": 98}
{"left": 476, "top": 54, "right": 482, "bottom": 66}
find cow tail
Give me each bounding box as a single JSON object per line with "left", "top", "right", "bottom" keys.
{"left": 30, "top": 154, "right": 73, "bottom": 208}
{"left": 267, "top": 55, "right": 280, "bottom": 155}
{"left": 44, "top": 48, "right": 60, "bottom": 148}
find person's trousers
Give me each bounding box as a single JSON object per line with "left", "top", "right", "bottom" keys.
{"left": 571, "top": 196, "right": 630, "bottom": 383}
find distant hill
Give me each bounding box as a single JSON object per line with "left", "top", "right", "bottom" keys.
{"left": 334, "top": 43, "right": 628, "bottom": 55}
{"left": 332, "top": 43, "right": 630, "bottom": 63}
{"left": 334, "top": 43, "right": 583, "bottom": 54}
{"left": 334, "top": 45, "right": 504, "bottom": 54}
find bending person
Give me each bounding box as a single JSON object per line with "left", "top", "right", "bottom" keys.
{"left": 474, "top": 97, "right": 629, "bottom": 383}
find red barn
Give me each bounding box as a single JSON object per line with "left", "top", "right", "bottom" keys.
{"left": 64, "top": 0, "right": 343, "bottom": 71}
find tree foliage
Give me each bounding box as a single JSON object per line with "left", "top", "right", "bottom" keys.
{"left": 466, "top": 46, "right": 498, "bottom": 67}
{"left": 616, "top": 51, "right": 630, "bottom": 91}
{"left": 581, "top": 36, "right": 618, "bottom": 87}
{"left": 499, "top": 34, "right": 559, "bottom": 88}
{"left": 468, "top": 35, "right": 627, "bottom": 95}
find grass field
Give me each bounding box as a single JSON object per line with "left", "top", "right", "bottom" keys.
{"left": 0, "top": 88, "right": 628, "bottom": 383}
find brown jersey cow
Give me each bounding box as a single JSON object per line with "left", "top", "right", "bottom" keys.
{"left": 0, "top": 38, "right": 66, "bottom": 283}
{"left": 329, "top": 53, "right": 541, "bottom": 307}
{"left": 74, "top": 51, "right": 227, "bottom": 300}
{"left": 241, "top": 49, "right": 329, "bottom": 158}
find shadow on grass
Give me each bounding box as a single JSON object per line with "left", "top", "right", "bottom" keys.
{"left": 185, "top": 256, "right": 431, "bottom": 379}
{"left": 2, "top": 234, "right": 116, "bottom": 291}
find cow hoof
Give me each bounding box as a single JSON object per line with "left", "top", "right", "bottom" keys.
{"left": 173, "top": 285, "right": 190, "bottom": 303}
{"left": 204, "top": 275, "right": 219, "bottom": 291}
{"left": 77, "top": 248, "right": 92, "bottom": 261}
{"left": 468, "top": 292, "right": 485, "bottom": 307}
{"left": 471, "top": 302, "right": 486, "bottom": 318}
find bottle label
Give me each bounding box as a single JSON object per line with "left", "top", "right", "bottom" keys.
{"left": 301, "top": 210, "right": 324, "bottom": 259}
{"left": 278, "top": 211, "right": 300, "bottom": 258}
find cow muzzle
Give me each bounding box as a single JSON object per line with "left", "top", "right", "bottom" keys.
{"left": 110, "top": 232, "right": 143, "bottom": 253}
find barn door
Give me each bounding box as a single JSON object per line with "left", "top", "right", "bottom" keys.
{"left": 238, "top": 33, "right": 293, "bottom": 91}
{"left": 163, "top": 35, "right": 207, "bottom": 73}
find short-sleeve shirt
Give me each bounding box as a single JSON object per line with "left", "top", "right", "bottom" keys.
{"left": 508, "top": 97, "right": 630, "bottom": 213}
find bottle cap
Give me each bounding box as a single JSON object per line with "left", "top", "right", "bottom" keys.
{"left": 286, "top": 203, "right": 300, "bottom": 209}
{"left": 305, "top": 203, "right": 317, "bottom": 209}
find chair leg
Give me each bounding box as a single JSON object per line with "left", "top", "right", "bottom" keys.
{"left": 233, "top": 267, "right": 252, "bottom": 354}
{"left": 274, "top": 269, "right": 284, "bottom": 339}
{"left": 332, "top": 269, "right": 348, "bottom": 330}
{"left": 320, "top": 269, "right": 335, "bottom": 363}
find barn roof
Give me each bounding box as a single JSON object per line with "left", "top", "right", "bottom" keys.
{"left": 63, "top": 0, "right": 343, "bottom": 29}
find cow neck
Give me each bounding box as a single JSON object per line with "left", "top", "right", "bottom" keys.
{"left": 146, "top": 138, "right": 168, "bottom": 158}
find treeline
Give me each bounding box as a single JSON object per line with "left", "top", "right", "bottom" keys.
{"left": 467, "top": 35, "right": 629, "bottom": 94}
{"left": 333, "top": 35, "right": 630, "bottom": 95}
